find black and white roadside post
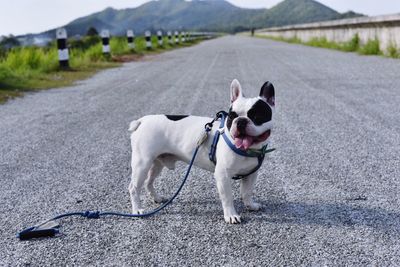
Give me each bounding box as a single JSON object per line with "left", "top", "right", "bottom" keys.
{"left": 157, "top": 30, "right": 163, "bottom": 47}
{"left": 167, "top": 31, "right": 173, "bottom": 45}
{"left": 127, "top": 30, "right": 135, "bottom": 49}
{"left": 56, "top": 28, "right": 69, "bottom": 69}
{"left": 101, "top": 30, "right": 110, "bottom": 55}
{"left": 145, "top": 30, "right": 152, "bottom": 49}
{"left": 175, "top": 31, "right": 179, "bottom": 44}
{"left": 181, "top": 31, "right": 185, "bottom": 43}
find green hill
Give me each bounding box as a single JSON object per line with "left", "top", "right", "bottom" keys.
{"left": 36, "top": 0, "right": 362, "bottom": 38}
{"left": 254, "top": 0, "right": 343, "bottom": 27}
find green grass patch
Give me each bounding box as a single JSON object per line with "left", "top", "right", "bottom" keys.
{"left": 306, "top": 37, "right": 341, "bottom": 50}
{"left": 0, "top": 34, "right": 205, "bottom": 104}
{"left": 259, "top": 35, "right": 302, "bottom": 44}
{"left": 387, "top": 43, "right": 399, "bottom": 58}
{"left": 2, "top": 47, "right": 59, "bottom": 73}
{"left": 255, "top": 33, "right": 394, "bottom": 58}
{"left": 0, "top": 61, "right": 119, "bottom": 103}
{"left": 358, "top": 39, "right": 381, "bottom": 55}
{"left": 341, "top": 34, "right": 360, "bottom": 52}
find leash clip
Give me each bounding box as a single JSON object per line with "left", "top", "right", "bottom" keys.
{"left": 204, "top": 123, "right": 213, "bottom": 132}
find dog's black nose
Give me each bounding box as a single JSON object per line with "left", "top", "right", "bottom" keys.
{"left": 236, "top": 118, "right": 248, "bottom": 132}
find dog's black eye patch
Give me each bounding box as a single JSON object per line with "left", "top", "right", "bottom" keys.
{"left": 247, "top": 100, "right": 272, "bottom": 125}
{"left": 226, "top": 108, "right": 238, "bottom": 130}
{"left": 165, "top": 115, "right": 189, "bottom": 121}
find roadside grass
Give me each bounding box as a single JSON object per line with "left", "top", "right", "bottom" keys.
{"left": 358, "top": 39, "right": 381, "bottom": 55}
{"left": 0, "top": 61, "right": 118, "bottom": 104}
{"left": 255, "top": 34, "right": 399, "bottom": 58}
{"left": 387, "top": 43, "right": 399, "bottom": 58}
{"left": 342, "top": 34, "right": 360, "bottom": 52}
{"left": 0, "top": 35, "right": 203, "bottom": 104}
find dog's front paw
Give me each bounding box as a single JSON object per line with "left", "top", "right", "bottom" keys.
{"left": 132, "top": 208, "right": 145, "bottom": 215}
{"left": 245, "top": 201, "right": 262, "bottom": 211}
{"left": 224, "top": 214, "right": 241, "bottom": 224}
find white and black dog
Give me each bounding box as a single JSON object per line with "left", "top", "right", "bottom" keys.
{"left": 128, "top": 79, "right": 275, "bottom": 224}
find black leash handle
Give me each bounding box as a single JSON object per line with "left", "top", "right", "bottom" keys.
{"left": 18, "top": 227, "right": 59, "bottom": 240}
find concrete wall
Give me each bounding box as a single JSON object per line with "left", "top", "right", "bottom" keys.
{"left": 257, "top": 14, "right": 400, "bottom": 55}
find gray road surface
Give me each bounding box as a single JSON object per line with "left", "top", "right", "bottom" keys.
{"left": 1, "top": 36, "right": 400, "bottom": 266}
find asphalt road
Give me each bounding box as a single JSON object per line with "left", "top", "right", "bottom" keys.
{"left": 1, "top": 36, "right": 400, "bottom": 266}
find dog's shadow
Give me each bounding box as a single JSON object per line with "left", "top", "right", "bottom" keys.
{"left": 257, "top": 201, "right": 400, "bottom": 231}
{"left": 166, "top": 199, "right": 400, "bottom": 233}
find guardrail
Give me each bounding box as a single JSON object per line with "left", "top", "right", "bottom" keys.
{"left": 257, "top": 13, "right": 400, "bottom": 55}
{"left": 56, "top": 28, "right": 216, "bottom": 68}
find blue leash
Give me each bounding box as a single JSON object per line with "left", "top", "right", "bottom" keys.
{"left": 17, "top": 126, "right": 210, "bottom": 240}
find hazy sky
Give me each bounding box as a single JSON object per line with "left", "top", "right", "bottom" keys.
{"left": 1, "top": 0, "right": 399, "bottom": 36}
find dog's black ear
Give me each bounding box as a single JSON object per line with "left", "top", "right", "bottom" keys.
{"left": 260, "top": 81, "right": 275, "bottom": 106}
{"left": 230, "top": 79, "right": 243, "bottom": 103}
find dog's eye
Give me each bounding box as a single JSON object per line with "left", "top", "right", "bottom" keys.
{"left": 247, "top": 100, "right": 272, "bottom": 125}
{"left": 254, "top": 116, "right": 263, "bottom": 125}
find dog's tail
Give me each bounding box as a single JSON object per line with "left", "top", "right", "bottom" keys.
{"left": 128, "top": 120, "right": 141, "bottom": 132}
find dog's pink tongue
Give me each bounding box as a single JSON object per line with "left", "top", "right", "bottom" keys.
{"left": 234, "top": 136, "right": 254, "bottom": 150}
{"left": 234, "top": 138, "right": 243, "bottom": 149}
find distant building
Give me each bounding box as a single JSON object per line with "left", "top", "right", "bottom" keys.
{"left": 33, "top": 36, "right": 52, "bottom": 47}
{"left": 14, "top": 35, "right": 52, "bottom": 47}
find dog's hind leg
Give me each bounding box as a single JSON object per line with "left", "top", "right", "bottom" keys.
{"left": 129, "top": 157, "right": 153, "bottom": 214}
{"left": 145, "top": 160, "right": 168, "bottom": 203}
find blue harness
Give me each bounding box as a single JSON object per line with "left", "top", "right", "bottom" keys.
{"left": 208, "top": 111, "right": 275, "bottom": 180}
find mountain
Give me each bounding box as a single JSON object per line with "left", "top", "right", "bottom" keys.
{"left": 253, "top": 0, "right": 344, "bottom": 27}
{"left": 46, "top": 0, "right": 261, "bottom": 36}
{"left": 23, "top": 0, "right": 363, "bottom": 43}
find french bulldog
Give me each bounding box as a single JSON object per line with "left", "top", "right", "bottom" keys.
{"left": 128, "top": 79, "right": 275, "bottom": 224}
